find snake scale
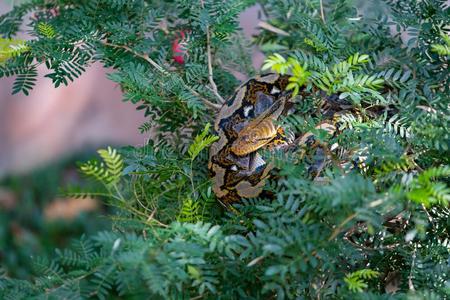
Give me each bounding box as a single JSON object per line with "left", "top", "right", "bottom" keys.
{"left": 208, "top": 73, "right": 370, "bottom": 206}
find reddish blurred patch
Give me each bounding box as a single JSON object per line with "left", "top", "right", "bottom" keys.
{"left": 0, "top": 188, "right": 16, "bottom": 210}
{"left": 44, "top": 197, "right": 99, "bottom": 221}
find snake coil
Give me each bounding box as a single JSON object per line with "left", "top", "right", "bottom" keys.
{"left": 208, "top": 73, "right": 380, "bottom": 206}
{"left": 208, "top": 74, "right": 294, "bottom": 205}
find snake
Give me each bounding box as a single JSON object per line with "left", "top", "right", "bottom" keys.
{"left": 208, "top": 73, "right": 370, "bottom": 206}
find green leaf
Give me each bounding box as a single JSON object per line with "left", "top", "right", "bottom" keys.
{"left": 345, "top": 269, "right": 380, "bottom": 292}
{"left": 0, "top": 38, "right": 29, "bottom": 64}
{"left": 188, "top": 123, "right": 219, "bottom": 161}
{"left": 12, "top": 66, "right": 37, "bottom": 95}
{"left": 37, "top": 22, "right": 56, "bottom": 39}
{"left": 79, "top": 147, "right": 123, "bottom": 185}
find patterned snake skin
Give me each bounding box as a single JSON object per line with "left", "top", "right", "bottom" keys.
{"left": 208, "top": 73, "right": 376, "bottom": 206}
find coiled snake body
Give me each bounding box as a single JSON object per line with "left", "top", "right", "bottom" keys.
{"left": 208, "top": 74, "right": 294, "bottom": 205}
{"left": 208, "top": 73, "right": 356, "bottom": 206}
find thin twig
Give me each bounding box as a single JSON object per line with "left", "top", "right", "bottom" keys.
{"left": 142, "top": 208, "right": 157, "bottom": 240}
{"left": 190, "top": 294, "right": 204, "bottom": 300}
{"left": 341, "top": 210, "right": 408, "bottom": 251}
{"left": 257, "top": 21, "right": 290, "bottom": 36}
{"left": 103, "top": 41, "right": 166, "bottom": 73}
{"left": 343, "top": 236, "right": 401, "bottom": 251}
{"left": 187, "top": 84, "right": 222, "bottom": 109}
{"left": 201, "top": 0, "right": 225, "bottom": 104}
{"left": 247, "top": 255, "right": 265, "bottom": 267}
{"left": 319, "top": 0, "right": 325, "bottom": 23}
{"left": 216, "top": 58, "right": 249, "bottom": 81}
{"left": 102, "top": 41, "right": 221, "bottom": 110}
{"left": 328, "top": 196, "right": 389, "bottom": 241}
{"left": 408, "top": 246, "right": 416, "bottom": 291}
{"left": 206, "top": 28, "right": 225, "bottom": 104}
{"left": 328, "top": 213, "right": 357, "bottom": 241}
{"left": 421, "top": 204, "right": 436, "bottom": 230}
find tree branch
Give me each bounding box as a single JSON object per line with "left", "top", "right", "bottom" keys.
{"left": 102, "top": 41, "right": 221, "bottom": 110}
{"left": 319, "top": 0, "right": 326, "bottom": 23}
{"left": 102, "top": 41, "right": 166, "bottom": 74}
{"left": 189, "top": 86, "right": 222, "bottom": 110}
{"left": 328, "top": 213, "right": 356, "bottom": 241}
{"left": 201, "top": 0, "right": 225, "bottom": 104}
{"left": 206, "top": 28, "right": 225, "bottom": 104}
{"left": 408, "top": 246, "right": 416, "bottom": 291}
{"left": 257, "top": 21, "right": 290, "bottom": 36}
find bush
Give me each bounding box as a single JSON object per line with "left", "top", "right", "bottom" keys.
{"left": 0, "top": 0, "right": 448, "bottom": 299}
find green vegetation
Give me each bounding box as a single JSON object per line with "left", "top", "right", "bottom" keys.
{"left": 0, "top": 0, "right": 448, "bottom": 299}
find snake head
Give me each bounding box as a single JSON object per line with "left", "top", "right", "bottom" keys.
{"left": 230, "top": 119, "right": 278, "bottom": 156}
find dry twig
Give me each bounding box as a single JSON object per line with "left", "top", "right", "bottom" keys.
{"left": 102, "top": 41, "right": 221, "bottom": 110}
{"left": 201, "top": 0, "right": 225, "bottom": 104}
{"left": 320, "top": 0, "right": 326, "bottom": 23}
{"left": 257, "top": 21, "right": 290, "bottom": 36}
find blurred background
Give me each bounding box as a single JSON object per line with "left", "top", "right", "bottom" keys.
{"left": 0, "top": 3, "right": 146, "bottom": 176}
{"left": 0, "top": 0, "right": 266, "bottom": 279}
{"left": 0, "top": 0, "right": 147, "bottom": 278}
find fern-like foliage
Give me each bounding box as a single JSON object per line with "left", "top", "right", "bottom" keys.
{"left": 0, "top": 223, "right": 241, "bottom": 299}
{"left": 178, "top": 198, "right": 202, "bottom": 222}
{"left": 263, "top": 52, "right": 385, "bottom": 104}
{"left": 188, "top": 123, "right": 218, "bottom": 161}
{"left": 262, "top": 53, "right": 292, "bottom": 74}
{"left": 11, "top": 65, "right": 37, "bottom": 95}
{"left": 36, "top": 22, "right": 56, "bottom": 39}
{"left": 344, "top": 269, "right": 380, "bottom": 292}
{"left": 0, "top": 38, "right": 29, "bottom": 64}
{"left": 97, "top": 147, "right": 123, "bottom": 185}
{"left": 79, "top": 147, "right": 123, "bottom": 186}
{"left": 407, "top": 166, "right": 450, "bottom": 207}
{"left": 431, "top": 33, "right": 450, "bottom": 56}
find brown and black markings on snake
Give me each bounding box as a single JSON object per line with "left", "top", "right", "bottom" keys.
{"left": 208, "top": 73, "right": 391, "bottom": 206}
{"left": 208, "top": 73, "right": 294, "bottom": 205}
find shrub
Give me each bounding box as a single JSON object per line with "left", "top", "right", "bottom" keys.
{"left": 0, "top": 0, "right": 448, "bottom": 299}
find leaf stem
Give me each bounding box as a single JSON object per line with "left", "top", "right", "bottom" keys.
{"left": 200, "top": 0, "right": 225, "bottom": 104}
{"left": 320, "top": 0, "right": 325, "bottom": 23}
